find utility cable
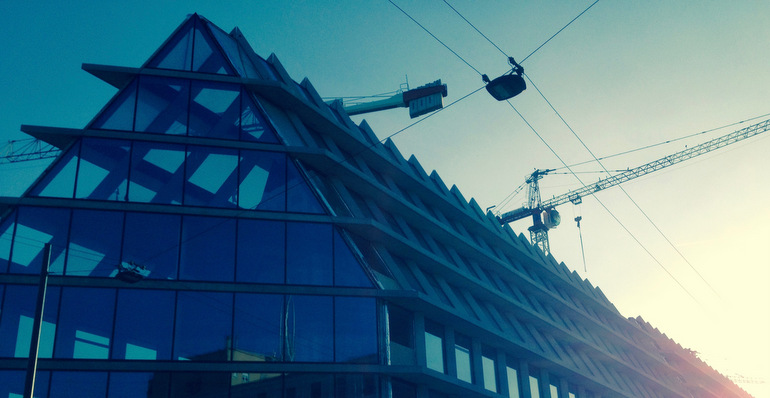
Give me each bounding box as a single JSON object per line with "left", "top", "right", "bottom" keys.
{"left": 520, "top": 0, "right": 601, "bottom": 64}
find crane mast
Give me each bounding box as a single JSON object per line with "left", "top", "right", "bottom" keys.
{"left": 498, "top": 117, "right": 770, "bottom": 255}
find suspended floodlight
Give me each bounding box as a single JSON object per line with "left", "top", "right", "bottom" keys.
{"left": 482, "top": 57, "right": 526, "bottom": 101}
{"left": 115, "top": 261, "right": 150, "bottom": 283}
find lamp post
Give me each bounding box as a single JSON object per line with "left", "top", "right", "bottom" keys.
{"left": 23, "top": 243, "right": 52, "bottom": 398}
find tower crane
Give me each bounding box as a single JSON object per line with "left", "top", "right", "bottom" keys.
{"left": 498, "top": 117, "right": 770, "bottom": 255}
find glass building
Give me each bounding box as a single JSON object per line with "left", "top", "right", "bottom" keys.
{"left": 0, "top": 14, "right": 752, "bottom": 398}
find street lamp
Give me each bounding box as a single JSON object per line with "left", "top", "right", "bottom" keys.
{"left": 482, "top": 57, "right": 526, "bottom": 101}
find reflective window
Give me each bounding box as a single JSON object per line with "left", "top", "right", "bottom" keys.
{"left": 287, "top": 222, "right": 332, "bottom": 286}
{"left": 288, "top": 295, "right": 332, "bottom": 362}
{"left": 391, "top": 378, "right": 417, "bottom": 398}
{"left": 336, "top": 373, "right": 378, "bottom": 398}
{"left": 66, "top": 209, "right": 123, "bottom": 277}
{"left": 454, "top": 334, "right": 473, "bottom": 383}
{"left": 507, "top": 363, "right": 521, "bottom": 398}
{"left": 29, "top": 141, "right": 79, "bottom": 198}
{"left": 148, "top": 18, "right": 194, "bottom": 71}
{"left": 0, "top": 285, "right": 59, "bottom": 358}
{"left": 192, "top": 19, "right": 234, "bottom": 75}
{"left": 230, "top": 372, "right": 283, "bottom": 397}
{"left": 388, "top": 305, "right": 414, "bottom": 348}
{"left": 424, "top": 321, "right": 445, "bottom": 373}
{"left": 238, "top": 150, "right": 285, "bottom": 211}
{"left": 236, "top": 219, "right": 285, "bottom": 284}
{"left": 174, "top": 291, "right": 233, "bottom": 361}
{"left": 91, "top": 79, "right": 138, "bottom": 131}
{"left": 49, "top": 371, "right": 107, "bottom": 398}
{"left": 335, "top": 297, "right": 377, "bottom": 363}
{"left": 287, "top": 161, "right": 324, "bottom": 213}
{"left": 284, "top": 373, "right": 334, "bottom": 398}
{"left": 0, "top": 213, "right": 16, "bottom": 273}
{"left": 207, "top": 23, "right": 250, "bottom": 77}
{"left": 184, "top": 146, "right": 238, "bottom": 208}
{"left": 75, "top": 138, "right": 130, "bottom": 200}
{"left": 233, "top": 293, "right": 283, "bottom": 361}
{"left": 482, "top": 349, "right": 498, "bottom": 393}
{"left": 135, "top": 76, "right": 190, "bottom": 135}
{"left": 241, "top": 92, "right": 279, "bottom": 143}
{"left": 549, "top": 384, "right": 559, "bottom": 398}
{"left": 189, "top": 81, "right": 240, "bottom": 140}
{"left": 10, "top": 206, "right": 70, "bottom": 275}
{"left": 334, "top": 231, "right": 372, "bottom": 287}
{"left": 108, "top": 372, "right": 168, "bottom": 398}
{"left": 55, "top": 287, "right": 115, "bottom": 359}
{"left": 129, "top": 141, "right": 186, "bottom": 204}
{"left": 180, "top": 215, "right": 235, "bottom": 282}
{"left": 122, "top": 212, "right": 180, "bottom": 280}
{"left": 113, "top": 289, "right": 174, "bottom": 360}
{"left": 529, "top": 375, "right": 541, "bottom": 398}
{"left": 0, "top": 370, "right": 24, "bottom": 398}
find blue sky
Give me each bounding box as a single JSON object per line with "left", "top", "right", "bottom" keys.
{"left": 1, "top": 1, "right": 769, "bottom": 394}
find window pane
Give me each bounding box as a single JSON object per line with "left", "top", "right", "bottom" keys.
{"left": 189, "top": 81, "right": 240, "bottom": 139}
{"left": 122, "top": 212, "right": 180, "bottom": 280}
{"left": 174, "top": 291, "right": 233, "bottom": 361}
{"left": 0, "top": 213, "right": 16, "bottom": 273}
{"left": 129, "top": 141, "right": 186, "bottom": 204}
{"left": 238, "top": 150, "right": 285, "bottom": 211}
{"left": 550, "top": 384, "right": 559, "bottom": 398}
{"left": 184, "top": 146, "right": 238, "bottom": 208}
{"left": 0, "top": 370, "right": 24, "bottom": 398}
{"left": 241, "top": 92, "right": 279, "bottom": 143}
{"left": 286, "top": 222, "right": 332, "bottom": 286}
{"left": 288, "top": 295, "right": 332, "bottom": 362}
{"left": 424, "top": 321, "right": 445, "bottom": 373}
{"left": 334, "top": 231, "right": 371, "bottom": 287}
{"left": 75, "top": 138, "right": 130, "bottom": 201}
{"left": 135, "top": 76, "right": 189, "bottom": 135}
{"left": 113, "top": 289, "right": 174, "bottom": 360}
{"left": 0, "top": 285, "right": 59, "bottom": 358}
{"left": 66, "top": 209, "right": 123, "bottom": 277}
{"left": 335, "top": 297, "right": 377, "bottom": 363}
{"left": 91, "top": 79, "right": 138, "bottom": 131}
{"left": 388, "top": 305, "right": 414, "bottom": 348}
{"left": 55, "top": 287, "right": 115, "bottom": 359}
{"left": 454, "top": 334, "right": 472, "bottom": 383}
{"left": 529, "top": 375, "right": 541, "bottom": 398}
{"left": 391, "top": 378, "right": 417, "bottom": 398}
{"left": 180, "top": 215, "right": 235, "bottom": 282}
{"left": 233, "top": 293, "right": 283, "bottom": 361}
{"left": 10, "top": 206, "right": 70, "bottom": 275}
{"left": 482, "top": 351, "right": 498, "bottom": 392}
{"left": 507, "top": 366, "right": 521, "bottom": 398}
{"left": 109, "top": 372, "right": 168, "bottom": 398}
{"left": 30, "top": 141, "right": 79, "bottom": 198}
{"left": 286, "top": 161, "right": 324, "bottom": 213}
{"left": 192, "top": 20, "right": 234, "bottom": 75}
{"left": 148, "top": 18, "right": 193, "bottom": 71}
{"left": 49, "top": 371, "right": 107, "bottom": 398}
{"left": 236, "top": 219, "right": 285, "bottom": 284}
{"left": 170, "top": 371, "right": 230, "bottom": 398}
{"left": 230, "top": 372, "right": 283, "bottom": 397}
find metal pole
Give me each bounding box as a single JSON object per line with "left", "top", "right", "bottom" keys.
{"left": 23, "top": 243, "right": 52, "bottom": 398}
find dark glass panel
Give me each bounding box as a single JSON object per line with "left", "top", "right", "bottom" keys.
{"left": 286, "top": 161, "right": 324, "bottom": 213}
{"left": 282, "top": 373, "right": 334, "bottom": 398}
{"left": 170, "top": 372, "right": 230, "bottom": 398}
{"left": 148, "top": 18, "right": 194, "bottom": 71}
{"left": 241, "top": 92, "right": 279, "bottom": 143}
{"left": 0, "top": 212, "right": 16, "bottom": 273}
{"left": 233, "top": 293, "right": 283, "bottom": 362}
{"left": 189, "top": 81, "right": 240, "bottom": 139}
{"left": 391, "top": 379, "right": 417, "bottom": 398}
{"left": 180, "top": 215, "right": 235, "bottom": 282}
{"left": 0, "top": 370, "right": 24, "bottom": 398}
{"left": 334, "top": 230, "right": 372, "bottom": 287}
{"left": 236, "top": 219, "right": 285, "bottom": 284}
{"left": 129, "top": 141, "right": 186, "bottom": 204}
{"left": 207, "top": 22, "right": 250, "bottom": 77}
{"left": 113, "top": 289, "right": 174, "bottom": 360}
{"left": 66, "top": 209, "right": 123, "bottom": 277}
{"left": 55, "top": 287, "right": 115, "bottom": 359}
{"left": 192, "top": 19, "right": 235, "bottom": 75}
{"left": 0, "top": 285, "right": 59, "bottom": 358}
{"left": 49, "top": 372, "right": 107, "bottom": 398}
{"left": 184, "top": 146, "right": 238, "bottom": 208}
{"left": 238, "top": 150, "right": 285, "bottom": 211}
{"left": 109, "top": 372, "right": 169, "bottom": 398}
{"left": 9, "top": 206, "right": 70, "bottom": 275}
{"left": 122, "top": 212, "right": 180, "bottom": 280}
{"left": 75, "top": 138, "right": 130, "bottom": 200}
{"left": 174, "top": 291, "right": 233, "bottom": 361}
{"left": 230, "top": 373, "right": 283, "bottom": 397}
{"left": 135, "top": 76, "right": 189, "bottom": 135}
{"left": 286, "top": 223, "right": 332, "bottom": 286}
{"left": 335, "top": 374, "right": 378, "bottom": 398}
{"left": 287, "top": 295, "right": 332, "bottom": 362}
{"left": 388, "top": 305, "right": 414, "bottom": 348}
{"left": 91, "top": 79, "right": 138, "bottom": 131}
{"left": 29, "top": 141, "right": 79, "bottom": 198}
{"left": 335, "top": 297, "right": 377, "bottom": 363}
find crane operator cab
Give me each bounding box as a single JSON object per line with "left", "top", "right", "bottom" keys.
{"left": 483, "top": 57, "right": 526, "bottom": 101}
